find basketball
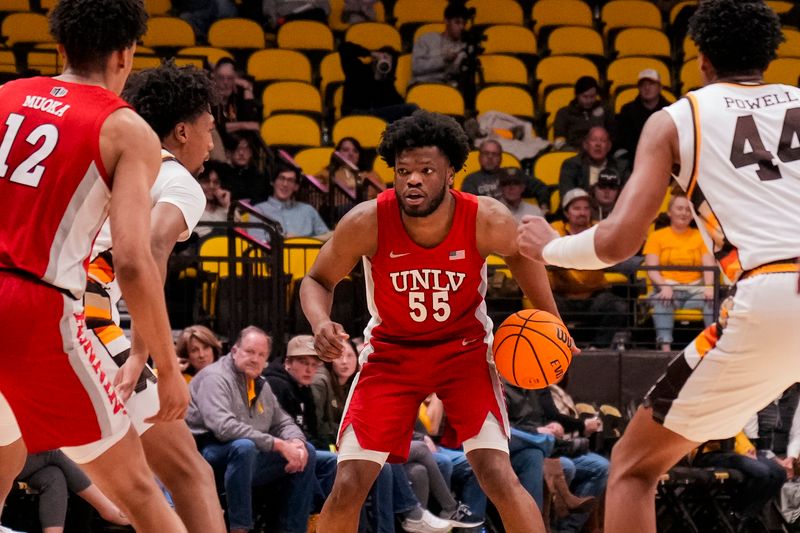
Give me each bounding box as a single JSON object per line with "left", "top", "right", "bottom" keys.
{"left": 493, "top": 310, "right": 574, "bottom": 389}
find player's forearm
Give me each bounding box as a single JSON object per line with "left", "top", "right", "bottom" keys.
{"left": 300, "top": 275, "right": 335, "bottom": 331}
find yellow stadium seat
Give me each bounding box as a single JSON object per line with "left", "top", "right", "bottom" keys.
{"left": 533, "top": 151, "right": 578, "bottom": 187}
{"left": 208, "top": 18, "right": 265, "bottom": 49}
{"left": 614, "top": 86, "right": 676, "bottom": 113}
{"left": 177, "top": 46, "right": 233, "bottom": 68}
{"left": 547, "top": 26, "right": 603, "bottom": 57}
{"left": 613, "top": 28, "right": 670, "bottom": 58}
{"left": 532, "top": 0, "right": 593, "bottom": 34}
{"left": 778, "top": 28, "right": 800, "bottom": 59}
{"left": 467, "top": 0, "right": 524, "bottom": 26}
{"left": 132, "top": 55, "right": 163, "bottom": 72}
{"left": 768, "top": 1, "right": 793, "bottom": 14}
{"left": 247, "top": 49, "right": 312, "bottom": 84}
{"left": 332, "top": 85, "right": 344, "bottom": 120}
{"left": 142, "top": 17, "right": 195, "bottom": 48}
{"left": 0, "top": 50, "right": 16, "bottom": 73}
{"left": 294, "top": 147, "right": 334, "bottom": 175}
{"left": 682, "top": 36, "right": 698, "bottom": 61}
{"left": 260, "top": 114, "right": 321, "bottom": 148}
{"left": 27, "top": 49, "right": 62, "bottom": 75}
{"left": 0, "top": 0, "right": 30, "bottom": 11}
{"left": 476, "top": 86, "right": 535, "bottom": 120}
{"left": 680, "top": 58, "right": 702, "bottom": 93}
{"left": 549, "top": 189, "right": 560, "bottom": 213}
{"left": 480, "top": 54, "right": 528, "bottom": 85}
{"left": 327, "top": 0, "right": 349, "bottom": 32}
{"left": 765, "top": 58, "right": 800, "bottom": 85}
{"left": 345, "top": 22, "right": 401, "bottom": 51}
{"left": 394, "top": 0, "right": 448, "bottom": 30}
{"left": 2, "top": 13, "right": 51, "bottom": 46}
{"left": 145, "top": 0, "right": 171, "bottom": 15}
{"left": 669, "top": 1, "right": 697, "bottom": 24}
{"left": 483, "top": 25, "right": 537, "bottom": 56}
{"left": 283, "top": 237, "right": 324, "bottom": 282}
{"left": 320, "top": 52, "right": 345, "bottom": 100}
{"left": 261, "top": 81, "right": 322, "bottom": 118}
{"left": 601, "top": 1, "right": 662, "bottom": 37}
{"left": 372, "top": 156, "right": 394, "bottom": 184}
{"left": 535, "top": 55, "right": 598, "bottom": 100}
{"left": 406, "top": 83, "right": 465, "bottom": 116}
{"left": 543, "top": 86, "right": 574, "bottom": 132}
{"left": 395, "top": 53, "right": 413, "bottom": 97}
{"left": 332, "top": 115, "right": 388, "bottom": 149}
{"left": 413, "top": 23, "right": 445, "bottom": 43}
{"left": 607, "top": 57, "right": 670, "bottom": 96}
{"left": 277, "top": 20, "right": 334, "bottom": 52}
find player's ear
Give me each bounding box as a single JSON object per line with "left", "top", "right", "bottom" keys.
{"left": 447, "top": 167, "right": 455, "bottom": 186}
{"left": 174, "top": 122, "right": 189, "bottom": 144}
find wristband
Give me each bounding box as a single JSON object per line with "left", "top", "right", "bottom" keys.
{"left": 541, "top": 225, "right": 614, "bottom": 270}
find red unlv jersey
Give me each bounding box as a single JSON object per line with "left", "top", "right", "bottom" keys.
{"left": 363, "top": 189, "right": 492, "bottom": 345}
{"left": 0, "top": 77, "right": 130, "bottom": 298}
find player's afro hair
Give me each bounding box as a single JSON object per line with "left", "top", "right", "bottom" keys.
{"left": 377, "top": 110, "right": 470, "bottom": 171}
{"left": 123, "top": 61, "right": 218, "bottom": 141}
{"left": 49, "top": 0, "right": 148, "bottom": 75}
{"left": 688, "top": 0, "right": 783, "bottom": 77}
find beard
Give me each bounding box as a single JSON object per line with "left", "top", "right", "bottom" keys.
{"left": 398, "top": 184, "right": 448, "bottom": 218}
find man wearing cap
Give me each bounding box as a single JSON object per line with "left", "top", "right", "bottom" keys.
{"left": 553, "top": 76, "right": 614, "bottom": 151}
{"left": 559, "top": 126, "right": 630, "bottom": 200}
{"left": 548, "top": 189, "right": 627, "bottom": 348}
{"left": 590, "top": 168, "right": 622, "bottom": 221}
{"left": 498, "top": 168, "right": 547, "bottom": 223}
{"left": 186, "top": 326, "right": 318, "bottom": 533}
{"left": 616, "top": 69, "right": 671, "bottom": 161}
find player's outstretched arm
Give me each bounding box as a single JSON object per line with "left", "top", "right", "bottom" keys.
{"left": 301, "top": 201, "right": 378, "bottom": 361}
{"left": 101, "top": 108, "right": 187, "bottom": 421}
{"left": 476, "top": 197, "right": 559, "bottom": 317}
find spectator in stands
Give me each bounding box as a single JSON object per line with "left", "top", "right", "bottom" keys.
{"left": 178, "top": 0, "right": 237, "bottom": 42}
{"left": 615, "top": 69, "right": 671, "bottom": 162}
{"left": 461, "top": 139, "right": 503, "bottom": 198}
{"left": 186, "top": 326, "right": 317, "bottom": 533}
{"left": 498, "top": 168, "right": 545, "bottom": 223}
{"left": 643, "top": 193, "right": 714, "bottom": 351}
{"left": 2, "top": 450, "right": 128, "bottom": 533}
{"left": 176, "top": 325, "right": 223, "bottom": 382}
{"left": 589, "top": 168, "right": 622, "bottom": 221}
{"left": 549, "top": 189, "right": 627, "bottom": 348}
{"left": 558, "top": 126, "right": 629, "bottom": 200}
{"left": 312, "top": 339, "right": 359, "bottom": 449}
{"left": 314, "top": 137, "right": 383, "bottom": 194}
{"left": 196, "top": 161, "right": 232, "bottom": 238}
{"left": 340, "top": 41, "right": 417, "bottom": 123}
{"left": 251, "top": 163, "right": 331, "bottom": 242}
{"left": 224, "top": 131, "right": 271, "bottom": 204}
{"left": 263, "top": 0, "right": 330, "bottom": 29}
{"left": 211, "top": 58, "right": 260, "bottom": 152}
{"left": 411, "top": 2, "right": 469, "bottom": 87}
{"left": 342, "top": 0, "right": 378, "bottom": 23}
{"left": 553, "top": 76, "right": 613, "bottom": 151}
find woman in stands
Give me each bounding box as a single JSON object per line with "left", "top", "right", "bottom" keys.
{"left": 175, "top": 325, "right": 223, "bottom": 382}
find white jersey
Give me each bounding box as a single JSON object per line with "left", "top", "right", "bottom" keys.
{"left": 665, "top": 82, "right": 800, "bottom": 279}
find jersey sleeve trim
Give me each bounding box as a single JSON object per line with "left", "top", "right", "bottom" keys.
{"left": 685, "top": 93, "right": 702, "bottom": 200}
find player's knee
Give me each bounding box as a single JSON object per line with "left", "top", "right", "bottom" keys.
{"left": 608, "top": 445, "right": 659, "bottom": 487}
{"left": 475, "top": 459, "right": 518, "bottom": 497}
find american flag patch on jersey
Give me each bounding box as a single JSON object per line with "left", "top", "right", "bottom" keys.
{"left": 449, "top": 250, "right": 465, "bottom": 260}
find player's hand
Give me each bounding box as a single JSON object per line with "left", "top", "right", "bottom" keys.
{"left": 313, "top": 320, "right": 350, "bottom": 362}
{"left": 113, "top": 354, "right": 147, "bottom": 403}
{"left": 517, "top": 216, "right": 560, "bottom": 263}
{"left": 145, "top": 370, "right": 189, "bottom": 423}
{"left": 655, "top": 285, "right": 674, "bottom": 302}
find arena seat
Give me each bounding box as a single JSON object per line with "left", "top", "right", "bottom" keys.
{"left": 2, "top": 13, "right": 52, "bottom": 46}
{"left": 479, "top": 54, "right": 529, "bottom": 86}
{"left": 344, "top": 22, "right": 401, "bottom": 51}
{"left": 261, "top": 82, "right": 322, "bottom": 119}
{"left": 535, "top": 55, "right": 598, "bottom": 100}
{"left": 372, "top": 156, "right": 394, "bottom": 185}
{"left": 277, "top": 20, "right": 334, "bottom": 52}
{"left": 764, "top": 58, "right": 800, "bottom": 85}
{"left": 476, "top": 85, "right": 535, "bottom": 120}
{"left": 613, "top": 28, "right": 671, "bottom": 59}
{"left": 607, "top": 57, "right": 670, "bottom": 96}
{"left": 260, "top": 114, "right": 321, "bottom": 149}
{"left": 132, "top": 55, "right": 163, "bottom": 72}
{"left": 394, "top": 0, "right": 448, "bottom": 32}
{"left": 533, "top": 151, "right": 578, "bottom": 187}
{"left": 0, "top": 0, "right": 30, "bottom": 12}
{"left": 27, "top": 49, "right": 62, "bottom": 75}
{"left": 669, "top": 1, "right": 697, "bottom": 25}
{"left": 483, "top": 25, "right": 537, "bottom": 57}
{"left": 0, "top": 50, "right": 16, "bottom": 73}
{"left": 542, "top": 87, "right": 574, "bottom": 136}
{"left": 247, "top": 49, "right": 313, "bottom": 84}
{"left": 177, "top": 46, "right": 233, "bottom": 68}
{"left": 532, "top": 0, "right": 593, "bottom": 35}
{"left": 778, "top": 28, "right": 800, "bottom": 59}
{"left": 682, "top": 35, "right": 698, "bottom": 61}
{"left": 614, "top": 86, "right": 676, "bottom": 113}
{"left": 467, "top": 0, "right": 524, "bottom": 26}
{"left": 680, "top": 58, "right": 702, "bottom": 93}
{"left": 332, "top": 115, "right": 388, "bottom": 149}
{"left": 319, "top": 52, "right": 345, "bottom": 102}
{"left": 208, "top": 18, "right": 265, "bottom": 50}
{"left": 405, "top": 83, "right": 465, "bottom": 117}
{"left": 547, "top": 26, "right": 604, "bottom": 57}
{"left": 144, "top": 0, "right": 171, "bottom": 15}
{"left": 768, "top": 1, "right": 793, "bottom": 14}
{"left": 394, "top": 53, "right": 413, "bottom": 97}
{"left": 601, "top": 1, "right": 663, "bottom": 38}
{"left": 142, "top": 17, "right": 195, "bottom": 48}
{"left": 283, "top": 237, "right": 324, "bottom": 285}
{"left": 294, "top": 147, "right": 334, "bottom": 176}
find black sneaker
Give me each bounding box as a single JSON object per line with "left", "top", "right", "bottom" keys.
{"left": 441, "top": 503, "right": 484, "bottom": 528}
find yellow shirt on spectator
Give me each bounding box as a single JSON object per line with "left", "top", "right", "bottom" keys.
{"left": 642, "top": 227, "right": 709, "bottom": 285}
{"left": 549, "top": 221, "right": 608, "bottom": 299}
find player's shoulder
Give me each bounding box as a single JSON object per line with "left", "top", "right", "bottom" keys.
{"left": 475, "top": 194, "right": 508, "bottom": 217}
{"left": 340, "top": 198, "right": 378, "bottom": 229}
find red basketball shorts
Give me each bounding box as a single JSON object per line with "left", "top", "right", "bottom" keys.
{"left": 339, "top": 336, "right": 509, "bottom": 462}
{"left": 0, "top": 272, "right": 129, "bottom": 457}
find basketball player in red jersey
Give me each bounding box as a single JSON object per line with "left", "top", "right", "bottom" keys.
{"left": 0, "top": 1, "right": 188, "bottom": 531}
{"left": 301, "top": 110, "right": 560, "bottom": 533}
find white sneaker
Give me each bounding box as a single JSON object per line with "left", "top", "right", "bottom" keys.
{"left": 0, "top": 525, "right": 27, "bottom": 533}
{"left": 401, "top": 509, "right": 452, "bottom": 533}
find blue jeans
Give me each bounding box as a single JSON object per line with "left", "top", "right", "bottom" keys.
{"left": 439, "top": 447, "right": 487, "bottom": 520}
{"left": 555, "top": 453, "right": 609, "bottom": 533}
{"left": 509, "top": 435, "right": 547, "bottom": 508}
{"left": 314, "top": 450, "right": 338, "bottom": 511}
{"left": 201, "top": 438, "right": 317, "bottom": 532}
{"left": 365, "top": 463, "right": 399, "bottom": 533}
{"left": 651, "top": 286, "right": 713, "bottom": 344}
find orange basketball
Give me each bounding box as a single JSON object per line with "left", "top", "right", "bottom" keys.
{"left": 492, "top": 309, "right": 574, "bottom": 389}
